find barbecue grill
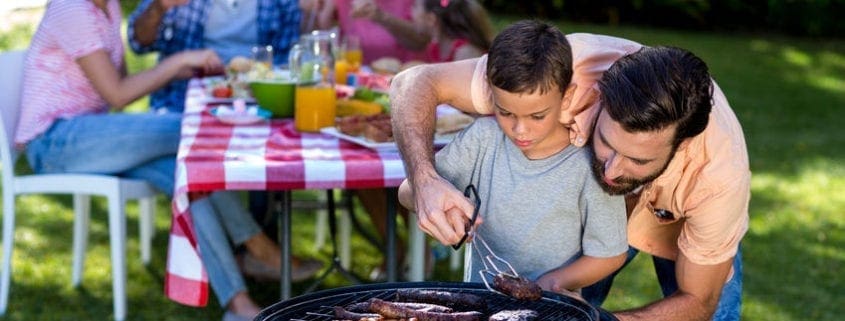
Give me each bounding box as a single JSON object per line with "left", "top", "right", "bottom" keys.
{"left": 256, "top": 281, "right": 602, "bottom": 321}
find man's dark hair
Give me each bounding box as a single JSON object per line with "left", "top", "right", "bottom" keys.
{"left": 486, "top": 20, "right": 572, "bottom": 95}
{"left": 599, "top": 46, "right": 713, "bottom": 148}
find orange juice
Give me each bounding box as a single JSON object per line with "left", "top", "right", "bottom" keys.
{"left": 334, "top": 59, "right": 350, "bottom": 85}
{"left": 294, "top": 85, "right": 337, "bottom": 132}
{"left": 344, "top": 49, "right": 363, "bottom": 71}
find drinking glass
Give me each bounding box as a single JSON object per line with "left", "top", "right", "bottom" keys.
{"left": 343, "top": 35, "right": 362, "bottom": 71}
{"left": 251, "top": 45, "right": 274, "bottom": 77}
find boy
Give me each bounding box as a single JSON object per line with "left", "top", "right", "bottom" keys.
{"left": 398, "top": 20, "right": 627, "bottom": 293}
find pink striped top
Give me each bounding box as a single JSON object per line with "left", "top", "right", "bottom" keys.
{"left": 15, "top": 0, "right": 124, "bottom": 145}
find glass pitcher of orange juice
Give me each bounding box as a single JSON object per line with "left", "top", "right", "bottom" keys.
{"left": 290, "top": 30, "right": 337, "bottom": 132}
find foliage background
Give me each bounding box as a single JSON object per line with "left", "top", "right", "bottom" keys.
{"left": 480, "top": 0, "right": 845, "bottom": 37}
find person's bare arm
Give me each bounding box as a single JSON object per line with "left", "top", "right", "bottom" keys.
{"left": 390, "top": 59, "right": 480, "bottom": 245}
{"left": 312, "top": 0, "right": 336, "bottom": 30}
{"left": 131, "top": 0, "right": 189, "bottom": 46}
{"left": 351, "top": 0, "right": 430, "bottom": 51}
{"left": 614, "top": 253, "right": 733, "bottom": 321}
{"left": 78, "top": 49, "right": 222, "bottom": 109}
{"left": 536, "top": 253, "right": 627, "bottom": 292}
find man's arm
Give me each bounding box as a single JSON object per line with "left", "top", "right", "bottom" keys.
{"left": 390, "top": 59, "right": 479, "bottom": 245}
{"left": 614, "top": 253, "right": 733, "bottom": 321}
{"left": 130, "top": 0, "right": 188, "bottom": 47}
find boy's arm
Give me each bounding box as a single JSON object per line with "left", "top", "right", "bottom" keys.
{"left": 536, "top": 253, "right": 626, "bottom": 292}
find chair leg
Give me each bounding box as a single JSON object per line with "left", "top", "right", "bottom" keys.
{"left": 339, "top": 208, "right": 351, "bottom": 269}
{"left": 71, "top": 194, "right": 91, "bottom": 287}
{"left": 139, "top": 197, "right": 155, "bottom": 265}
{"left": 407, "top": 212, "right": 426, "bottom": 281}
{"left": 107, "top": 195, "right": 127, "bottom": 321}
{"left": 313, "top": 192, "right": 328, "bottom": 251}
{"left": 0, "top": 193, "right": 17, "bottom": 314}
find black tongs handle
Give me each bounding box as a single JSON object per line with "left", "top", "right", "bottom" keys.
{"left": 452, "top": 184, "right": 480, "bottom": 250}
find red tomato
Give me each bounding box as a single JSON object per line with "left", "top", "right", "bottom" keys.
{"left": 212, "top": 85, "right": 233, "bottom": 98}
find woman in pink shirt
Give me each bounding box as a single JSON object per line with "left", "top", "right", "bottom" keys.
{"left": 312, "top": 0, "right": 429, "bottom": 64}
{"left": 413, "top": 0, "right": 493, "bottom": 63}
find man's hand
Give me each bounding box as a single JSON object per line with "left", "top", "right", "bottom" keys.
{"left": 412, "top": 174, "right": 480, "bottom": 246}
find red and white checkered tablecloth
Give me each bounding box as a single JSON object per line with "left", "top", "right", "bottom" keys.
{"left": 165, "top": 78, "right": 407, "bottom": 306}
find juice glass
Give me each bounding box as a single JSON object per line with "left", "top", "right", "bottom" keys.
{"left": 343, "top": 36, "right": 362, "bottom": 71}
{"left": 294, "top": 85, "right": 337, "bottom": 132}
{"left": 334, "top": 58, "right": 350, "bottom": 85}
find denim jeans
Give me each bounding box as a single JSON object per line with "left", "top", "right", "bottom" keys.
{"left": 583, "top": 246, "right": 743, "bottom": 321}
{"left": 27, "top": 113, "right": 262, "bottom": 307}
{"left": 25, "top": 113, "right": 182, "bottom": 195}
{"left": 191, "top": 191, "right": 261, "bottom": 306}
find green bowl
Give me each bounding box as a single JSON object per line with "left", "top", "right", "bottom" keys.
{"left": 249, "top": 80, "right": 296, "bottom": 118}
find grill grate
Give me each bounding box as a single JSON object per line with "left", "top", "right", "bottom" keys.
{"left": 257, "top": 282, "right": 598, "bottom": 321}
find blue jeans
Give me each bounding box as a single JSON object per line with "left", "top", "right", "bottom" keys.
{"left": 25, "top": 113, "right": 182, "bottom": 195}
{"left": 191, "top": 191, "right": 261, "bottom": 306}
{"left": 26, "top": 113, "right": 262, "bottom": 307}
{"left": 583, "top": 246, "right": 743, "bottom": 321}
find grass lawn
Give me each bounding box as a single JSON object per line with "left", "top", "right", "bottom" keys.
{"left": 1, "top": 8, "right": 843, "bottom": 321}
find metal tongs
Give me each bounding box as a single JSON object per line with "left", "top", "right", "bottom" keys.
{"left": 450, "top": 184, "right": 520, "bottom": 293}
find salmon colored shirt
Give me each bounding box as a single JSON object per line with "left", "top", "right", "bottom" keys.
{"left": 469, "top": 33, "right": 750, "bottom": 266}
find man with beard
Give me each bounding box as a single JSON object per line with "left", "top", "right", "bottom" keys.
{"left": 389, "top": 20, "right": 750, "bottom": 321}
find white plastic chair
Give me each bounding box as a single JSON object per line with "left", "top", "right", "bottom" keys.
{"left": 0, "top": 49, "right": 158, "bottom": 321}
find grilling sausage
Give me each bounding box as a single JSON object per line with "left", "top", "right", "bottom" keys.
{"left": 492, "top": 275, "right": 543, "bottom": 301}
{"left": 346, "top": 301, "right": 454, "bottom": 313}
{"left": 395, "top": 289, "right": 487, "bottom": 311}
{"left": 333, "top": 306, "right": 384, "bottom": 321}
{"left": 369, "top": 298, "right": 483, "bottom": 321}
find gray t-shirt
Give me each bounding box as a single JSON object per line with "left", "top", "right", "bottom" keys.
{"left": 435, "top": 117, "right": 627, "bottom": 282}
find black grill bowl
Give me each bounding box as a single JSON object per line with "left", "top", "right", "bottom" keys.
{"left": 256, "top": 281, "right": 600, "bottom": 321}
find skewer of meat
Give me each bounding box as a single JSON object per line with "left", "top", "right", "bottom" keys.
{"left": 395, "top": 289, "right": 487, "bottom": 311}
{"left": 369, "top": 298, "right": 483, "bottom": 321}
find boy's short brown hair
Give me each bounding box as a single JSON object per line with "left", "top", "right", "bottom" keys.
{"left": 486, "top": 20, "right": 573, "bottom": 95}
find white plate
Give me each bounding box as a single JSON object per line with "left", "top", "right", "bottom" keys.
{"left": 320, "top": 127, "right": 455, "bottom": 152}
{"left": 209, "top": 105, "right": 271, "bottom": 125}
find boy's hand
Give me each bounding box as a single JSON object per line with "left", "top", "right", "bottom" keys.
{"left": 412, "top": 174, "right": 481, "bottom": 246}
{"left": 536, "top": 269, "right": 564, "bottom": 293}
{"left": 536, "top": 271, "right": 586, "bottom": 302}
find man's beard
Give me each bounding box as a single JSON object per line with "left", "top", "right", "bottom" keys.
{"left": 589, "top": 150, "right": 670, "bottom": 196}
